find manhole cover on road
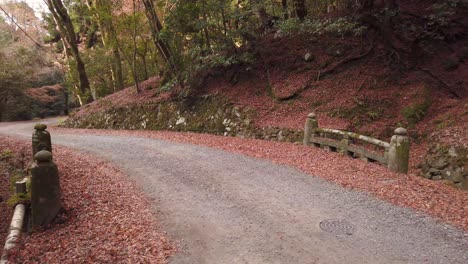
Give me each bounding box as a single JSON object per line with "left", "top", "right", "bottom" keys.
{"left": 319, "top": 219, "right": 355, "bottom": 235}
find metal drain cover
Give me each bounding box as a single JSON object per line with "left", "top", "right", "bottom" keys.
{"left": 319, "top": 219, "right": 355, "bottom": 235}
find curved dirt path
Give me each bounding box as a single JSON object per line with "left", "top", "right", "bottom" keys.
{"left": 0, "top": 119, "right": 467, "bottom": 264}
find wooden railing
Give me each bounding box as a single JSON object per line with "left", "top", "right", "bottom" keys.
{"left": 303, "top": 113, "right": 410, "bottom": 173}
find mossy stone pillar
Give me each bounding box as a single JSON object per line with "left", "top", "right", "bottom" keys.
{"left": 31, "top": 150, "right": 61, "bottom": 227}
{"left": 388, "top": 127, "right": 410, "bottom": 173}
{"left": 303, "top": 113, "right": 318, "bottom": 145}
{"left": 32, "top": 123, "right": 52, "bottom": 157}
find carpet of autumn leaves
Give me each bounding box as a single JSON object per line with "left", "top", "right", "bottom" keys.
{"left": 0, "top": 136, "right": 174, "bottom": 264}
{"left": 52, "top": 127, "right": 468, "bottom": 231}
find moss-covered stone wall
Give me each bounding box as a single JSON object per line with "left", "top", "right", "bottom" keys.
{"left": 63, "top": 96, "right": 304, "bottom": 143}
{"left": 421, "top": 144, "right": 468, "bottom": 190}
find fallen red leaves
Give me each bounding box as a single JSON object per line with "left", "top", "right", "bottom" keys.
{"left": 73, "top": 77, "right": 170, "bottom": 119}
{"left": 0, "top": 137, "right": 174, "bottom": 264}
{"left": 0, "top": 162, "right": 12, "bottom": 246}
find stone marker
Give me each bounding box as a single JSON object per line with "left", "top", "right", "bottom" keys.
{"left": 32, "top": 124, "right": 52, "bottom": 156}
{"left": 15, "top": 178, "right": 28, "bottom": 194}
{"left": 31, "top": 150, "right": 61, "bottom": 227}
{"left": 303, "top": 113, "right": 318, "bottom": 145}
{"left": 388, "top": 127, "right": 410, "bottom": 173}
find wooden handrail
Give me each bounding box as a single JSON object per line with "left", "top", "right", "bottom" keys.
{"left": 304, "top": 113, "right": 410, "bottom": 173}
{"left": 316, "top": 128, "right": 390, "bottom": 149}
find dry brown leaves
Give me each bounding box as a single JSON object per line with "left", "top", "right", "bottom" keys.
{"left": 0, "top": 161, "right": 12, "bottom": 245}
{"left": 0, "top": 137, "right": 174, "bottom": 264}
{"left": 73, "top": 77, "right": 169, "bottom": 118}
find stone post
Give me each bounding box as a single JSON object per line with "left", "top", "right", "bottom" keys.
{"left": 32, "top": 124, "right": 52, "bottom": 157}
{"left": 31, "top": 150, "right": 61, "bottom": 227}
{"left": 388, "top": 127, "right": 410, "bottom": 174}
{"left": 340, "top": 134, "right": 353, "bottom": 157}
{"left": 15, "top": 178, "right": 28, "bottom": 194}
{"left": 303, "top": 113, "right": 318, "bottom": 145}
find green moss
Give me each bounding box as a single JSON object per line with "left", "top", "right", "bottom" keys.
{"left": 65, "top": 95, "right": 256, "bottom": 137}
{"left": 0, "top": 149, "right": 13, "bottom": 160}
{"left": 329, "top": 98, "right": 392, "bottom": 127}
{"left": 401, "top": 100, "right": 432, "bottom": 126}
{"left": 0, "top": 151, "right": 30, "bottom": 207}
{"left": 435, "top": 116, "right": 455, "bottom": 129}
{"left": 7, "top": 192, "right": 30, "bottom": 207}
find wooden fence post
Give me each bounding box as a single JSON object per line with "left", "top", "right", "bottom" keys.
{"left": 303, "top": 113, "right": 318, "bottom": 145}
{"left": 340, "top": 134, "right": 353, "bottom": 157}
{"left": 388, "top": 127, "right": 410, "bottom": 173}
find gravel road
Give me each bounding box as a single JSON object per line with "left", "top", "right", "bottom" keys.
{"left": 1, "top": 120, "right": 467, "bottom": 264}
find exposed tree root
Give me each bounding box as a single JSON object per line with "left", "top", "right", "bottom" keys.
{"left": 417, "top": 67, "right": 461, "bottom": 99}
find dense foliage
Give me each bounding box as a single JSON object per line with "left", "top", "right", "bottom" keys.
{"left": 0, "top": 2, "right": 61, "bottom": 120}
{"left": 0, "top": 0, "right": 466, "bottom": 116}
{"left": 40, "top": 0, "right": 387, "bottom": 103}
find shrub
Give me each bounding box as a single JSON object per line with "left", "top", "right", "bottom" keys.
{"left": 402, "top": 99, "right": 432, "bottom": 126}
{"left": 276, "top": 18, "right": 302, "bottom": 35}
{"left": 424, "top": 0, "right": 462, "bottom": 40}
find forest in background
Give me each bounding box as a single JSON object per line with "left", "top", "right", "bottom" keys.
{"left": 0, "top": 0, "right": 466, "bottom": 122}
{"left": 0, "top": 1, "right": 64, "bottom": 120}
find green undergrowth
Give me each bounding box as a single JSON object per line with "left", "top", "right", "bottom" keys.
{"left": 0, "top": 148, "right": 31, "bottom": 207}
{"left": 7, "top": 170, "right": 30, "bottom": 207}
{"left": 401, "top": 94, "right": 432, "bottom": 127}
{"left": 329, "top": 97, "right": 394, "bottom": 128}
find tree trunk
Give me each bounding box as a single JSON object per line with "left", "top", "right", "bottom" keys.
{"left": 46, "top": 0, "right": 92, "bottom": 102}
{"left": 293, "top": 0, "right": 307, "bottom": 21}
{"left": 281, "top": 0, "right": 288, "bottom": 19}
{"left": 201, "top": 0, "right": 211, "bottom": 51}
{"left": 141, "top": 0, "right": 175, "bottom": 73}
{"left": 90, "top": 0, "right": 124, "bottom": 91}
{"left": 359, "top": 0, "right": 374, "bottom": 11}
{"left": 112, "top": 48, "right": 124, "bottom": 90}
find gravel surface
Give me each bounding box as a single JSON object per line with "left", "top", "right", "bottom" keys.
{"left": 0, "top": 119, "right": 467, "bottom": 264}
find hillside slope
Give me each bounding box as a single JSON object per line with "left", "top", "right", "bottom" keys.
{"left": 64, "top": 4, "right": 467, "bottom": 188}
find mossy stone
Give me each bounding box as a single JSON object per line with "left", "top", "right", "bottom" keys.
{"left": 34, "top": 123, "right": 47, "bottom": 130}
{"left": 35, "top": 150, "right": 52, "bottom": 162}
{"left": 394, "top": 127, "right": 407, "bottom": 135}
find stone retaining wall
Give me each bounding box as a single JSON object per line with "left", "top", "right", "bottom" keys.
{"left": 421, "top": 144, "right": 468, "bottom": 190}
{"left": 63, "top": 96, "right": 304, "bottom": 143}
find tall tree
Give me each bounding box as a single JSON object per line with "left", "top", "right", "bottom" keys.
{"left": 87, "top": 0, "right": 124, "bottom": 91}
{"left": 141, "top": 0, "right": 176, "bottom": 74}
{"left": 45, "top": 0, "right": 92, "bottom": 102}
